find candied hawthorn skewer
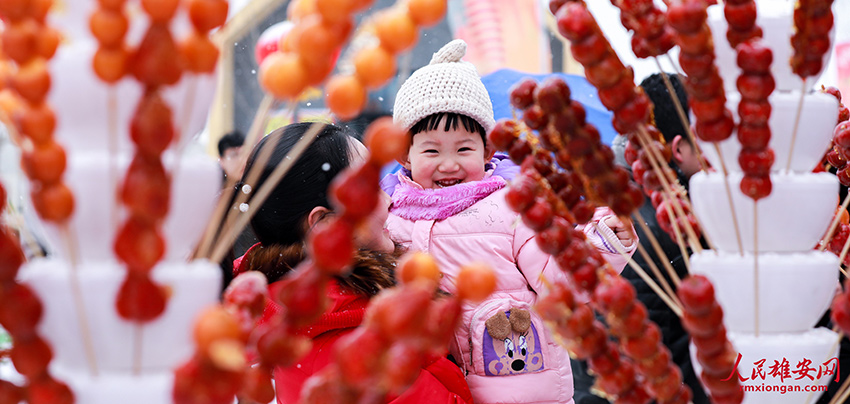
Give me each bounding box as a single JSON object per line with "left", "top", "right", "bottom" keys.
{"left": 326, "top": 0, "right": 448, "bottom": 119}
{"left": 667, "top": 0, "right": 748, "bottom": 254}
{"left": 608, "top": 0, "right": 675, "bottom": 59}
{"left": 500, "top": 76, "right": 645, "bottom": 218}
{"left": 595, "top": 275, "right": 692, "bottom": 403}
{"left": 820, "top": 87, "right": 850, "bottom": 266}
{"left": 493, "top": 126, "right": 689, "bottom": 404}
{"left": 0, "top": 182, "right": 74, "bottom": 404}
{"left": 677, "top": 275, "right": 743, "bottom": 404}
{"left": 493, "top": 96, "right": 685, "bottom": 291}
{"left": 786, "top": 0, "right": 836, "bottom": 170}
{"left": 0, "top": 0, "right": 72, "bottom": 223}
{"left": 90, "top": 0, "right": 130, "bottom": 83}
{"left": 301, "top": 261, "right": 495, "bottom": 404}
{"left": 537, "top": 282, "right": 651, "bottom": 403}
{"left": 723, "top": 0, "right": 763, "bottom": 48}
{"left": 552, "top": 1, "right": 703, "bottom": 255}
{"left": 0, "top": 0, "right": 106, "bottom": 377}
{"left": 790, "top": 0, "right": 835, "bottom": 80}
{"left": 116, "top": 45, "right": 182, "bottom": 324}
{"left": 735, "top": 39, "right": 775, "bottom": 201}
{"left": 734, "top": 38, "right": 776, "bottom": 337}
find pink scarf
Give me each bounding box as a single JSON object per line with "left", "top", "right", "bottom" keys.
{"left": 390, "top": 173, "right": 507, "bottom": 221}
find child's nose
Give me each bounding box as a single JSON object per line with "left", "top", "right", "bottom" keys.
{"left": 438, "top": 158, "right": 459, "bottom": 172}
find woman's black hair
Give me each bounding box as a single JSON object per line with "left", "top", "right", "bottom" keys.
{"left": 242, "top": 122, "right": 357, "bottom": 247}
{"left": 234, "top": 122, "right": 397, "bottom": 291}
{"left": 409, "top": 112, "right": 487, "bottom": 145}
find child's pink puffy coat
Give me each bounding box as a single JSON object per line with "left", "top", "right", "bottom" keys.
{"left": 386, "top": 174, "right": 635, "bottom": 404}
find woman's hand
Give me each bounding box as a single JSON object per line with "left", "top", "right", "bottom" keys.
{"left": 603, "top": 215, "right": 636, "bottom": 248}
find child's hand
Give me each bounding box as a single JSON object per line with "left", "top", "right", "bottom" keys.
{"left": 603, "top": 215, "right": 636, "bottom": 248}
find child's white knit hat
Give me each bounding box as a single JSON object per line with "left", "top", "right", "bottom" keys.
{"left": 392, "top": 39, "right": 495, "bottom": 133}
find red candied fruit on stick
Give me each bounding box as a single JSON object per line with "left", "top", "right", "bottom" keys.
{"left": 593, "top": 275, "right": 637, "bottom": 316}
{"left": 555, "top": 2, "right": 596, "bottom": 42}
{"left": 505, "top": 174, "right": 540, "bottom": 213}
{"left": 116, "top": 272, "right": 167, "bottom": 321}
{"left": 830, "top": 288, "right": 850, "bottom": 335}
{"left": 666, "top": 1, "right": 707, "bottom": 34}
{"left": 0, "top": 229, "right": 24, "bottom": 282}
{"left": 488, "top": 119, "right": 519, "bottom": 151}
{"left": 364, "top": 117, "right": 409, "bottom": 166}
{"left": 308, "top": 218, "right": 355, "bottom": 275}
{"left": 535, "top": 77, "right": 571, "bottom": 114}
{"left": 331, "top": 163, "right": 380, "bottom": 221}
{"left": 740, "top": 174, "right": 771, "bottom": 200}
{"left": 509, "top": 78, "right": 537, "bottom": 111}
{"left": 223, "top": 271, "right": 268, "bottom": 317}
{"left": 0, "top": 283, "right": 43, "bottom": 337}
{"left": 677, "top": 274, "right": 716, "bottom": 315}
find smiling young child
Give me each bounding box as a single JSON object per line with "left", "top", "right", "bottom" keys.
{"left": 383, "top": 40, "right": 637, "bottom": 404}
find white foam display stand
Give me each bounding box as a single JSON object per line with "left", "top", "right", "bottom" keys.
{"left": 689, "top": 3, "right": 842, "bottom": 403}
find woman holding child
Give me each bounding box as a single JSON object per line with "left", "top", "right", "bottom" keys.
{"left": 235, "top": 39, "right": 637, "bottom": 404}
{"left": 232, "top": 122, "right": 473, "bottom": 404}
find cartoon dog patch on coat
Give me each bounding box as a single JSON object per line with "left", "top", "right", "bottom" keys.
{"left": 483, "top": 307, "right": 544, "bottom": 376}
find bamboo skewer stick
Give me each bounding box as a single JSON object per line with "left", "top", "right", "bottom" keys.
{"left": 660, "top": 192, "right": 693, "bottom": 274}
{"left": 594, "top": 224, "right": 683, "bottom": 317}
{"left": 654, "top": 60, "right": 710, "bottom": 172}
{"left": 244, "top": 95, "right": 276, "bottom": 151}
{"left": 712, "top": 143, "right": 745, "bottom": 255}
{"left": 628, "top": 258, "right": 683, "bottom": 317}
{"left": 828, "top": 370, "right": 850, "bottom": 404}
{"left": 786, "top": 79, "right": 808, "bottom": 172}
{"left": 636, "top": 242, "right": 681, "bottom": 308}
{"left": 195, "top": 96, "right": 277, "bottom": 259}
{"left": 60, "top": 224, "right": 99, "bottom": 376}
{"left": 213, "top": 130, "right": 282, "bottom": 255}
{"left": 636, "top": 125, "right": 703, "bottom": 250}
{"left": 133, "top": 325, "right": 143, "bottom": 376}
{"left": 753, "top": 204, "right": 760, "bottom": 337}
{"left": 634, "top": 210, "right": 685, "bottom": 285}
{"left": 635, "top": 126, "right": 702, "bottom": 253}
{"left": 819, "top": 193, "right": 850, "bottom": 252}
{"left": 665, "top": 54, "right": 684, "bottom": 78}
{"left": 208, "top": 122, "right": 326, "bottom": 264}
{"left": 194, "top": 177, "right": 237, "bottom": 260}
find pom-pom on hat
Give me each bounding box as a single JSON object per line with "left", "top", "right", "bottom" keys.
{"left": 393, "top": 39, "right": 495, "bottom": 133}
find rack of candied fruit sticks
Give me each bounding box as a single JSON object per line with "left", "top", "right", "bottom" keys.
{"left": 0, "top": 0, "right": 233, "bottom": 401}
{"left": 0, "top": 0, "right": 502, "bottom": 403}
{"left": 534, "top": 0, "right": 850, "bottom": 403}
{"left": 5, "top": 0, "right": 850, "bottom": 403}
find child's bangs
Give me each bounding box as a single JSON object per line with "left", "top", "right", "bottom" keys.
{"left": 410, "top": 112, "right": 487, "bottom": 144}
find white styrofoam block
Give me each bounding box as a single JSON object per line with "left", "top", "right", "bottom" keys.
{"left": 690, "top": 250, "right": 838, "bottom": 334}
{"left": 689, "top": 171, "right": 838, "bottom": 253}
{"left": 51, "top": 366, "right": 173, "bottom": 404}
{"left": 19, "top": 259, "right": 221, "bottom": 373}
{"left": 707, "top": 1, "right": 835, "bottom": 94}
{"left": 691, "top": 328, "right": 840, "bottom": 404}
{"left": 697, "top": 91, "right": 839, "bottom": 175}
{"left": 39, "top": 150, "right": 220, "bottom": 263}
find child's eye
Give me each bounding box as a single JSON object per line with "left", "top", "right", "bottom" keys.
{"left": 423, "top": 149, "right": 438, "bottom": 154}
{"left": 458, "top": 147, "right": 472, "bottom": 152}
